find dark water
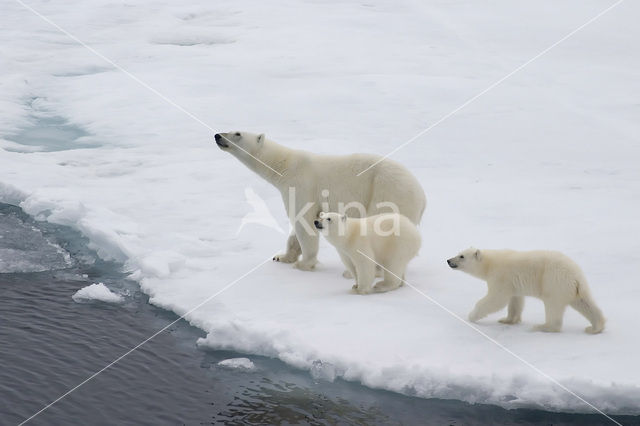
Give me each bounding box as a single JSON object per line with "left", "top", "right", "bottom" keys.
{"left": 1, "top": 203, "right": 638, "bottom": 426}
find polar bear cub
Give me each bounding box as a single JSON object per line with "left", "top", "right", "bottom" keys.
{"left": 447, "top": 248, "right": 605, "bottom": 334}
{"left": 314, "top": 212, "right": 421, "bottom": 294}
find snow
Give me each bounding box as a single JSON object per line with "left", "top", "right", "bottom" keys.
{"left": 72, "top": 283, "right": 123, "bottom": 303}
{"left": 1, "top": 0, "right": 640, "bottom": 415}
{"left": 217, "top": 358, "right": 256, "bottom": 371}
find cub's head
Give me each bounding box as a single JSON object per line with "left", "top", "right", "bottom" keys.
{"left": 314, "top": 212, "right": 346, "bottom": 235}
{"left": 214, "top": 131, "right": 265, "bottom": 158}
{"left": 447, "top": 248, "right": 482, "bottom": 275}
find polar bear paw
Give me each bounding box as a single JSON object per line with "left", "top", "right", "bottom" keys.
{"left": 585, "top": 325, "right": 604, "bottom": 334}
{"left": 343, "top": 270, "right": 354, "bottom": 279}
{"left": 467, "top": 311, "right": 481, "bottom": 323}
{"left": 498, "top": 316, "right": 521, "bottom": 325}
{"left": 293, "top": 259, "right": 317, "bottom": 271}
{"left": 373, "top": 280, "right": 401, "bottom": 293}
{"left": 273, "top": 253, "right": 298, "bottom": 263}
{"left": 351, "top": 284, "right": 372, "bottom": 295}
{"left": 532, "top": 324, "right": 561, "bottom": 333}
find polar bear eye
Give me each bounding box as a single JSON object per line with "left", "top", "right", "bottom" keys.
{"left": 460, "top": 255, "right": 464, "bottom": 259}
{"left": 235, "top": 132, "right": 241, "bottom": 136}
{"left": 327, "top": 218, "right": 332, "bottom": 222}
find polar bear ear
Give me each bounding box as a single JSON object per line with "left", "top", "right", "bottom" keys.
{"left": 474, "top": 249, "right": 481, "bottom": 260}
{"left": 318, "top": 212, "right": 326, "bottom": 219}
{"left": 257, "top": 133, "right": 265, "bottom": 144}
{"left": 341, "top": 214, "right": 347, "bottom": 222}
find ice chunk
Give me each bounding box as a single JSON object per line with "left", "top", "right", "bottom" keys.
{"left": 72, "top": 283, "right": 123, "bottom": 303}
{"left": 217, "top": 358, "right": 255, "bottom": 371}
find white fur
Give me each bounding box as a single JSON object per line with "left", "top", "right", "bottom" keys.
{"left": 447, "top": 248, "right": 606, "bottom": 334}
{"left": 316, "top": 212, "right": 421, "bottom": 294}
{"left": 216, "top": 131, "right": 426, "bottom": 271}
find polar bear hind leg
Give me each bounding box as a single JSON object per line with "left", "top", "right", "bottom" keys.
{"left": 373, "top": 259, "right": 406, "bottom": 293}
{"left": 570, "top": 296, "right": 606, "bottom": 334}
{"left": 533, "top": 301, "right": 566, "bottom": 332}
{"left": 499, "top": 296, "right": 524, "bottom": 324}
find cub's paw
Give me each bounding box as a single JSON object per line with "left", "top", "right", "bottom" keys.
{"left": 498, "top": 317, "right": 521, "bottom": 325}
{"left": 585, "top": 325, "right": 604, "bottom": 334}
{"left": 273, "top": 253, "right": 298, "bottom": 263}
{"left": 373, "top": 280, "right": 399, "bottom": 293}
{"left": 467, "top": 311, "right": 481, "bottom": 323}
{"left": 293, "top": 259, "right": 317, "bottom": 271}
{"left": 532, "top": 324, "right": 561, "bottom": 333}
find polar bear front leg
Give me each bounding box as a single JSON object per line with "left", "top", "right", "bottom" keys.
{"left": 468, "top": 292, "right": 510, "bottom": 322}
{"left": 273, "top": 231, "right": 301, "bottom": 263}
{"left": 499, "top": 296, "right": 524, "bottom": 324}
{"left": 338, "top": 251, "right": 356, "bottom": 281}
{"left": 353, "top": 252, "right": 376, "bottom": 295}
{"left": 293, "top": 221, "right": 319, "bottom": 271}
{"left": 373, "top": 259, "right": 405, "bottom": 293}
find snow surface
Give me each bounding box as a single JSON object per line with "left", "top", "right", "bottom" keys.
{"left": 72, "top": 283, "right": 123, "bottom": 303}
{"left": 217, "top": 357, "right": 256, "bottom": 371}
{"left": 1, "top": 0, "right": 639, "bottom": 415}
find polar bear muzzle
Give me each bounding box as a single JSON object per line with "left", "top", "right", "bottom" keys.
{"left": 314, "top": 220, "right": 323, "bottom": 230}
{"left": 447, "top": 258, "right": 458, "bottom": 268}
{"left": 214, "top": 133, "right": 229, "bottom": 148}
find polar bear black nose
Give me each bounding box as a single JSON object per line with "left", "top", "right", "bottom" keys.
{"left": 314, "top": 220, "right": 322, "bottom": 229}
{"left": 214, "top": 133, "right": 221, "bottom": 141}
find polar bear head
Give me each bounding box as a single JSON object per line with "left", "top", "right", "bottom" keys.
{"left": 313, "top": 212, "right": 347, "bottom": 235}
{"left": 447, "top": 247, "right": 482, "bottom": 276}
{"left": 214, "top": 131, "right": 266, "bottom": 160}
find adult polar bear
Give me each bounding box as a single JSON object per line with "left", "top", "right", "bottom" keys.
{"left": 214, "top": 131, "right": 426, "bottom": 270}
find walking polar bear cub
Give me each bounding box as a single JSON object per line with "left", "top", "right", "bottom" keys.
{"left": 314, "top": 212, "right": 421, "bottom": 294}
{"left": 447, "top": 248, "right": 606, "bottom": 334}
{"left": 214, "top": 131, "right": 426, "bottom": 271}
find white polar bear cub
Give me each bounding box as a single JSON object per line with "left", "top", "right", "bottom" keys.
{"left": 214, "top": 131, "right": 426, "bottom": 271}
{"left": 315, "top": 212, "right": 421, "bottom": 294}
{"left": 447, "top": 248, "right": 605, "bottom": 334}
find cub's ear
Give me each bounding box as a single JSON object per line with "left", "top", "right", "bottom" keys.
{"left": 474, "top": 249, "right": 481, "bottom": 260}
{"left": 318, "top": 212, "right": 326, "bottom": 219}
{"left": 257, "top": 133, "right": 265, "bottom": 144}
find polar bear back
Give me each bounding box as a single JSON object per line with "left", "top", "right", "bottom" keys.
{"left": 306, "top": 153, "right": 426, "bottom": 224}
{"left": 483, "top": 250, "right": 588, "bottom": 300}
